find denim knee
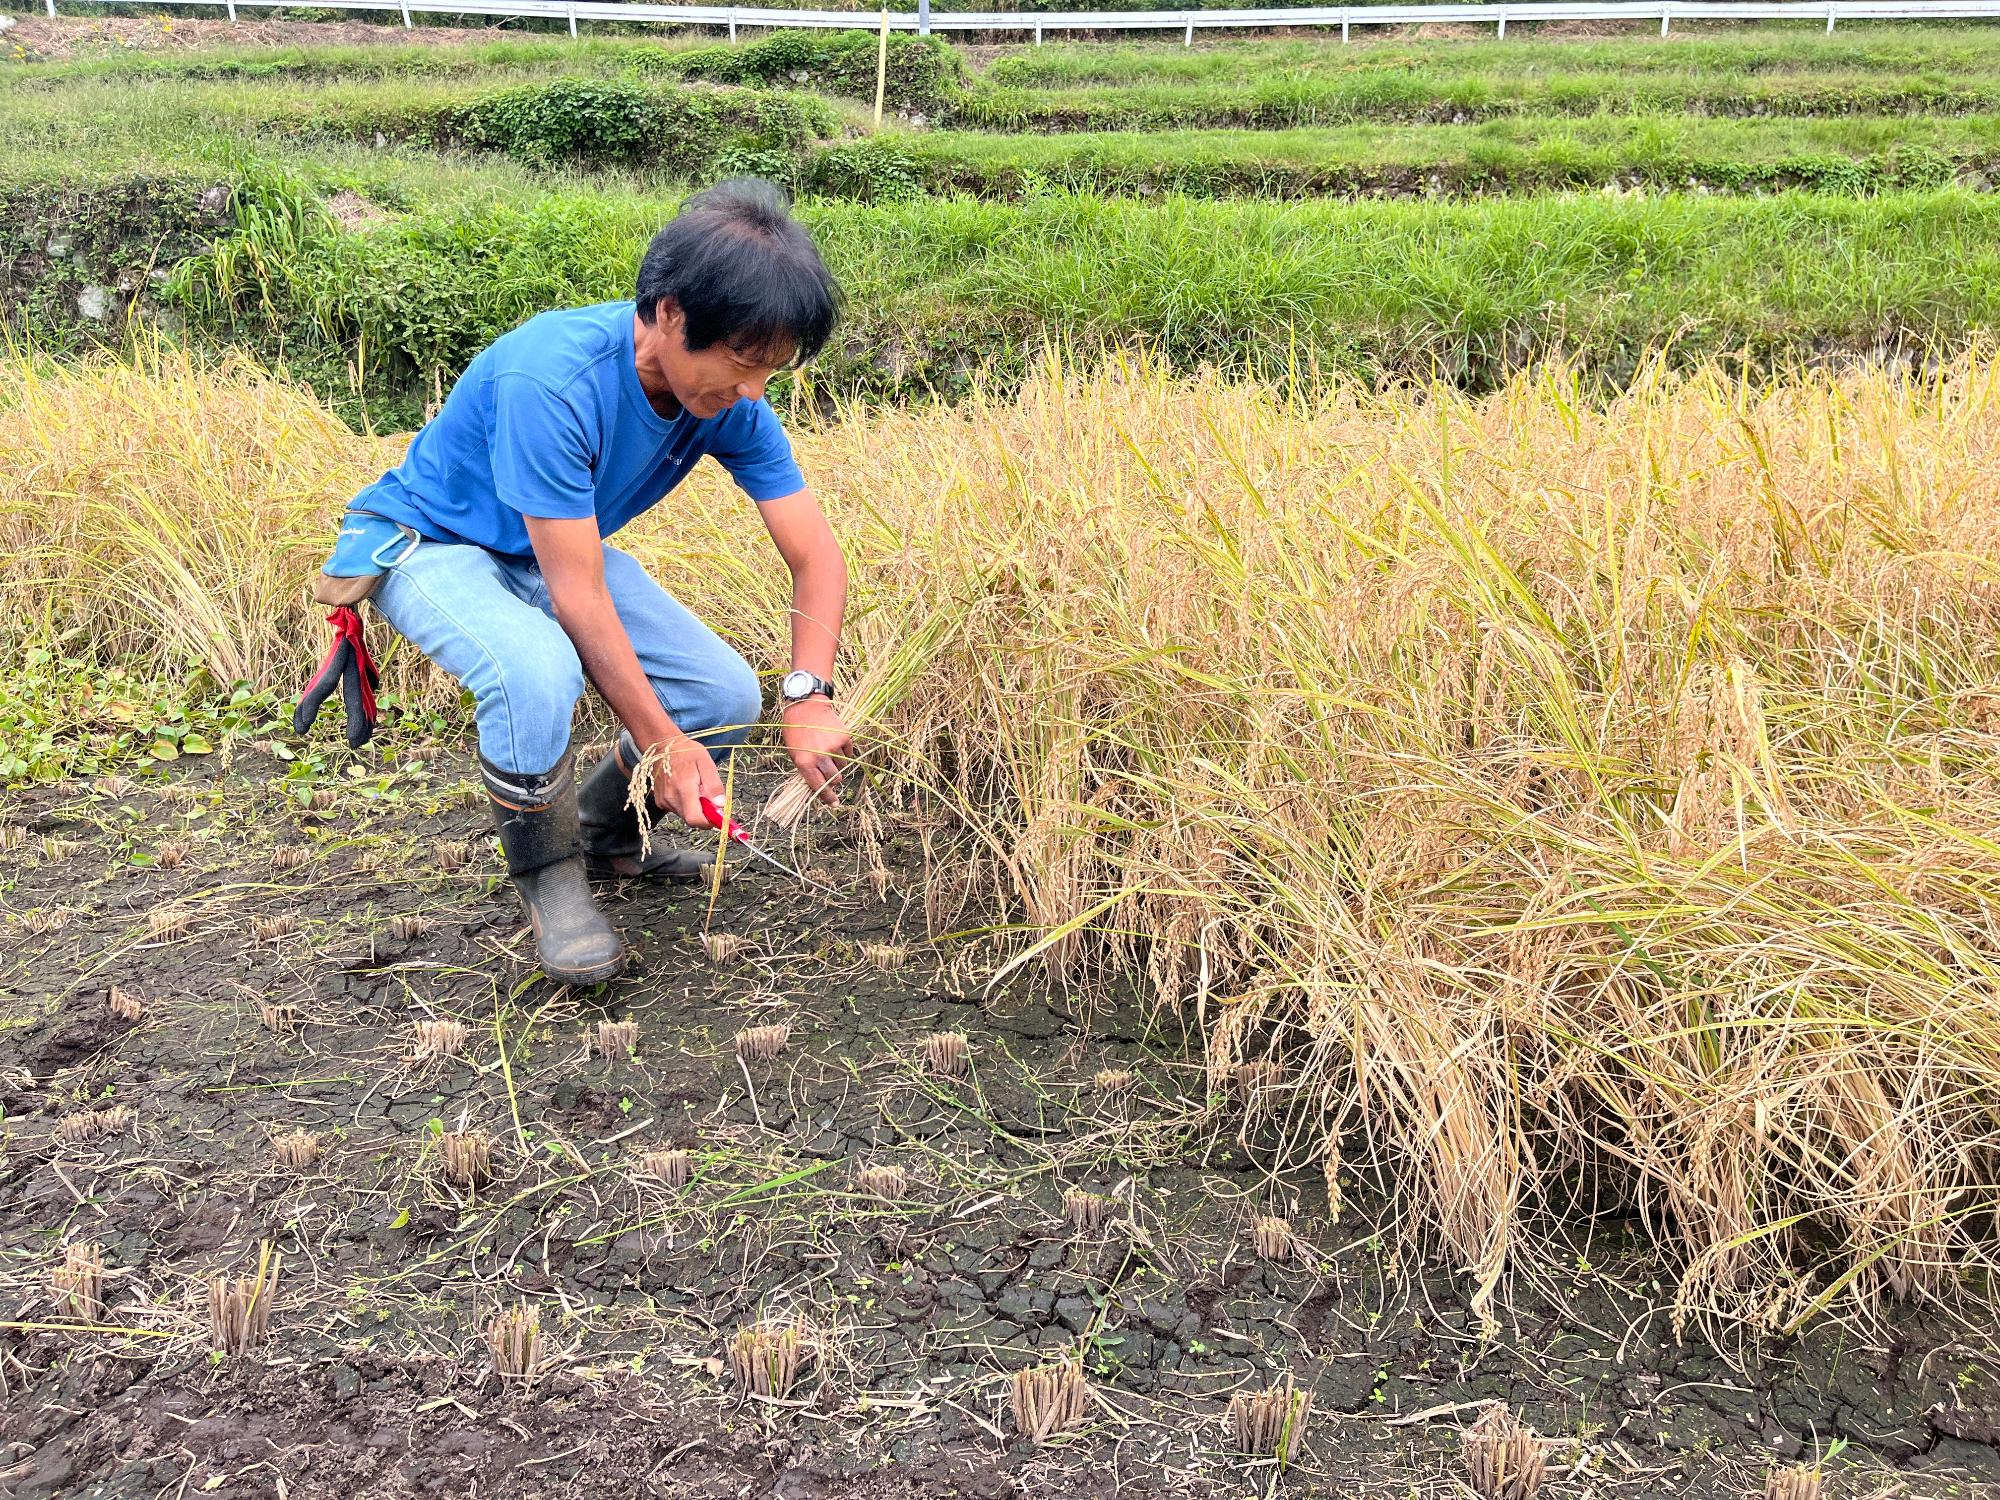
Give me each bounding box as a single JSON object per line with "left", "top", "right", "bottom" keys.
{"left": 479, "top": 647, "right": 586, "bottom": 775}
{"left": 680, "top": 652, "right": 763, "bottom": 756}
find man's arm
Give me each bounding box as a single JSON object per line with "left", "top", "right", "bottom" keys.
{"left": 524, "top": 513, "right": 721, "bottom": 827}
{"left": 756, "top": 487, "right": 854, "bottom": 805}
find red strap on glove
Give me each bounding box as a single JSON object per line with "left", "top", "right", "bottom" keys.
{"left": 293, "top": 605, "right": 381, "bottom": 749}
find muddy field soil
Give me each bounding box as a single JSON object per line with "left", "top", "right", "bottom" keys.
{"left": 1, "top": 739, "right": 1996, "bottom": 1498}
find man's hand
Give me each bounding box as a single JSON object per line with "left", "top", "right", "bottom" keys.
{"left": 781, "top": 697, "right": 854, "bottom": 806}
{"left": 647, "top": 731, "right": 725, "bottom": 829}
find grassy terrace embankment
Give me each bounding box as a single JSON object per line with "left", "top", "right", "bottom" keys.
{"left": 5, "top": 24, "right": 2000, "bottom": 424}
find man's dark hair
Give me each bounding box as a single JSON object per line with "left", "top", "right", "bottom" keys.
{"left": 635, "top": 178, "right": 840, "bottom": 366}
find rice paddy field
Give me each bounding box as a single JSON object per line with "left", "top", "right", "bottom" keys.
{"left": 4, "top": 10, "right": 2000, "bottom": 1499}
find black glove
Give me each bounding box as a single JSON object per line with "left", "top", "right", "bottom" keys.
{"left": 294, "top": 605, "right": 379, "bottom": 750}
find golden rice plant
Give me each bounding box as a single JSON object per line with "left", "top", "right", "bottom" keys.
{"left": 51, "top": 1242, "right": 104, "bottom": 1321}
{"left": 636, "top": 1147, "right": 692, "bottom": 1189}
{"left": 735, "top": 1020, "right": 791, "bottom": 1063}
{"left": 434, "top": 839, "right": 474, "bottom": 872}
{"left": 54, "top": 1105, "right": 132, "bottom": 1148}
{"left": 390, "top": 912, "right": 431, "bottom": 941}
{"left": 1063, "top": 1189, "right": 1108, "bottom": 1232}
{"left": 853, "top": 1164, "right": 908, "bottom": 1203}
{"left": 1764, "top": 1464, "right": 1823, "bottom": 1500}
{"left": 1250, "top": 1215, "right": 1295, "bottom": 1263}
{"left": 269, "top": 845, "right": 310, "bottom": 873}
{"left": 410, "top": 1018, "right": 467, "bottom": 1060}
{"left": 921, "top": 1031, "right": 969, "bottom": 1078}
{"left": 254, "top": 913, "right": 299, "bottom": 942}
{"left": 154, "top": 838, "right": 189, "bottom": 869}
{"left": 16, "top": 348, "right": 2000, "bottom": 1330}
{"left": 487, "top": 1301, "right": 543, "bottom": 1379}
{"left": 1010, "top": 1357, "right": 1089, "bottom": 1443}
{"left": 592, "top": 1018, "right": 639, "bottom": 1058}
{"left": 725, "top": 1317, "right": 815, "bottom": 1401}
{"left": 271, "top": 1129, "right": 319, "bottom": 1169}
{"left": 208, "top": 1243, "right": 281, "bottom": 1355}
{"left": 440, "top": 1129, "right": 492, "bottom": 1190}
{"left": 147, "top": 907, "right": 189, "bottom": 941}
{"left": 703, "top": 932, "right": 750, "bottom": 964}
{"left": 1228, "top": 1375, "right": 1312, "bottom": 1463}
{"left": 106, "top": 986, "right": 145, "bottom": 1022}
{"left": 1463, "top": 1405, "right": 1546, "bottom": 1500}
{"left": 860, "top": 941, "right": 908, "bottom": 970}
{"left": 39, "top": 836, "right": 83, "bottom": 861}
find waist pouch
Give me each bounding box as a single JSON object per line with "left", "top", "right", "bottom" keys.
{"left": 294, "top": 511, "right": 420, "bottom": 748}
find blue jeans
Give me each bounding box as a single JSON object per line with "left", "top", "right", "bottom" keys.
{"left": 372, "top": 540, "right": 761, "bottom": 776}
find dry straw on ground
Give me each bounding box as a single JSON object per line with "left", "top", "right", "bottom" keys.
{"left": 1063, "top": 1189, "right": 1109, "bottom": 1232}
{"left": 853, "top": 1163, "right": 909, "bottom": 1203}
{"left": 1764, "top": 1464, "right": 1823, "bottom": 1500}
{"left": 735, "top": 1020, "right": 791, "bottom": 1063}
{"left": 725, "top": 1317, "right": 815, "bottom": 1401}
{"left": 637, "top": 1147, "right": 692, "bottom": 1188}
{"left": 13, "top": 347, "right": 2000, "bottom": 1331}
{"left": 270, "top": 1129, "right": 319, "bottom": 1169}
{"left": 591, "top": 1018, "right": 639, "bottom": 1058}
{"left": 208, "top": 1243, "right": 280, "bottom": 1355}
{"left": 145, "top": 907, "right": 189, "bottom": 941}
{"left": 1250, "top": 1214, "right": 1296, "bottom": 1263}
{"left": 1463, "top": 1404, "right": 1547, "bottom": 1500}
{"left": 921, "top": 1031, "right": 970, "bottom": 1077}
{"left": 1228, "top": 1376, "right": 1312, "bottom": 1462}
{"left": 439, "top": 1129, "right": 492, "bottom": 1190}
{"left": 409, "top": 1018, "right": 467, "bottom": 1060}
{"left": 1010, "top": 1357, "right": 1090, "bottom": 1443}
{"left": 487, "top": 1301, "right": 543, "bottom": 1379}
{"left": 106, "top": 987, "right": 144, "bottom": 1022}
{"left": 54, "top": 1105, "right": 132, "bottom": 1148}
{"left": 51, "top": 1242, "right": 104, "bottom": 1321}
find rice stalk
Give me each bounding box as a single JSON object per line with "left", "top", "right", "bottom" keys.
{"left": 51, "top": 1242, "right": 104, "bottom": 1322}
{"left": 12, "top": 346, "right": 2000, "bottom": 1329}
{"left": 1228, "top": 1375, "right": 1312, "bottom": 1463}
{"left": 207, "top": 1242, "right": 280, "bottom": 1355}
{"left": 1010, "top": 1356, "right": 1089, "bottom": 1443}
{"left": 724, "top": 1317, "right": 815, "bottom": 1401}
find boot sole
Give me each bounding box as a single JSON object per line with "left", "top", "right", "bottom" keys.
{"left": 542, "top": 953, "right": 626, "bottom": 986}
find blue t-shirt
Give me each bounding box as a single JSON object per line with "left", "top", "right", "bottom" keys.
{"left": 351, "top": 300, "right": 806, "bottom": 557}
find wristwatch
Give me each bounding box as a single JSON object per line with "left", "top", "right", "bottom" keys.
{"left": 779, "top": 669, "right": 835, "bottom": 706}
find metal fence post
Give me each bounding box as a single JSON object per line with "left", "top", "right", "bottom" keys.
{"left": 1495, "top": 5, "right": 1505, "bottom": 36}
{"left": 400, "top": 0, "right": 412, "bottom": 26}
{"left": 567, "top": 2, "right": 576, "bottom": 35}
{"left": 1341, "top": 11, "right": 1350, "bottom": 43}
{"left": 1825, "top": 1, "right": 1835, "bottom": 29}
{"left": 1183, "top": 16, "right": 1193, "bottom": 43}
{"left": 226, "top": 0, "right": 237, "bottom": 18}
{"left": 1033, "top": 18, "right": 1042, "bottom": 42}
{"left": 44, "top": 0, "right": 54, "bottom": 18}
{"left": 729, "top": 8, "right": 738, "bottom": 40}
{"left": 1660, "top": 2, "right": 1670, "bottom": 35}
{"left": 918, "top": 0, "right": 930, "bottom": 37}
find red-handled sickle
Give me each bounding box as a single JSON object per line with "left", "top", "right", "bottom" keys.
{"left": 698, "top": 796, "right": 831, "bottom": 893}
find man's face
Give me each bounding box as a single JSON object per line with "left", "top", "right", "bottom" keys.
{"left": 651, "top": 303, "right": 792, "bottom": 419}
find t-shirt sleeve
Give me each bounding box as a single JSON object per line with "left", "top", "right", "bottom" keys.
{"left": 706, "top": 398, "right": 806, "bottom": 501}
{"left": 488, "top": 372, "right": 598, "bottom": 521}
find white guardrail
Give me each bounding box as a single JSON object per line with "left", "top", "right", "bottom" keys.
{"left": 30, "top": 0, "right": 2000, "bottom": 43}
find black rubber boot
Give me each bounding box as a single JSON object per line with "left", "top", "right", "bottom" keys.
{"left": 483, "top": 752, "right": 625, "bottom": 984}
{"left": 576, "top": 731, "right": 716, "bottom": 882}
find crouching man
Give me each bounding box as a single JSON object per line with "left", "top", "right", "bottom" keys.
{"left": 334, "top": 180, "right": 853, "bottom": 984}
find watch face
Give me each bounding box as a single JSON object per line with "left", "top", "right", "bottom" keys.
{"left": 782, "top": 671, "right": 816, "bottom": 699}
